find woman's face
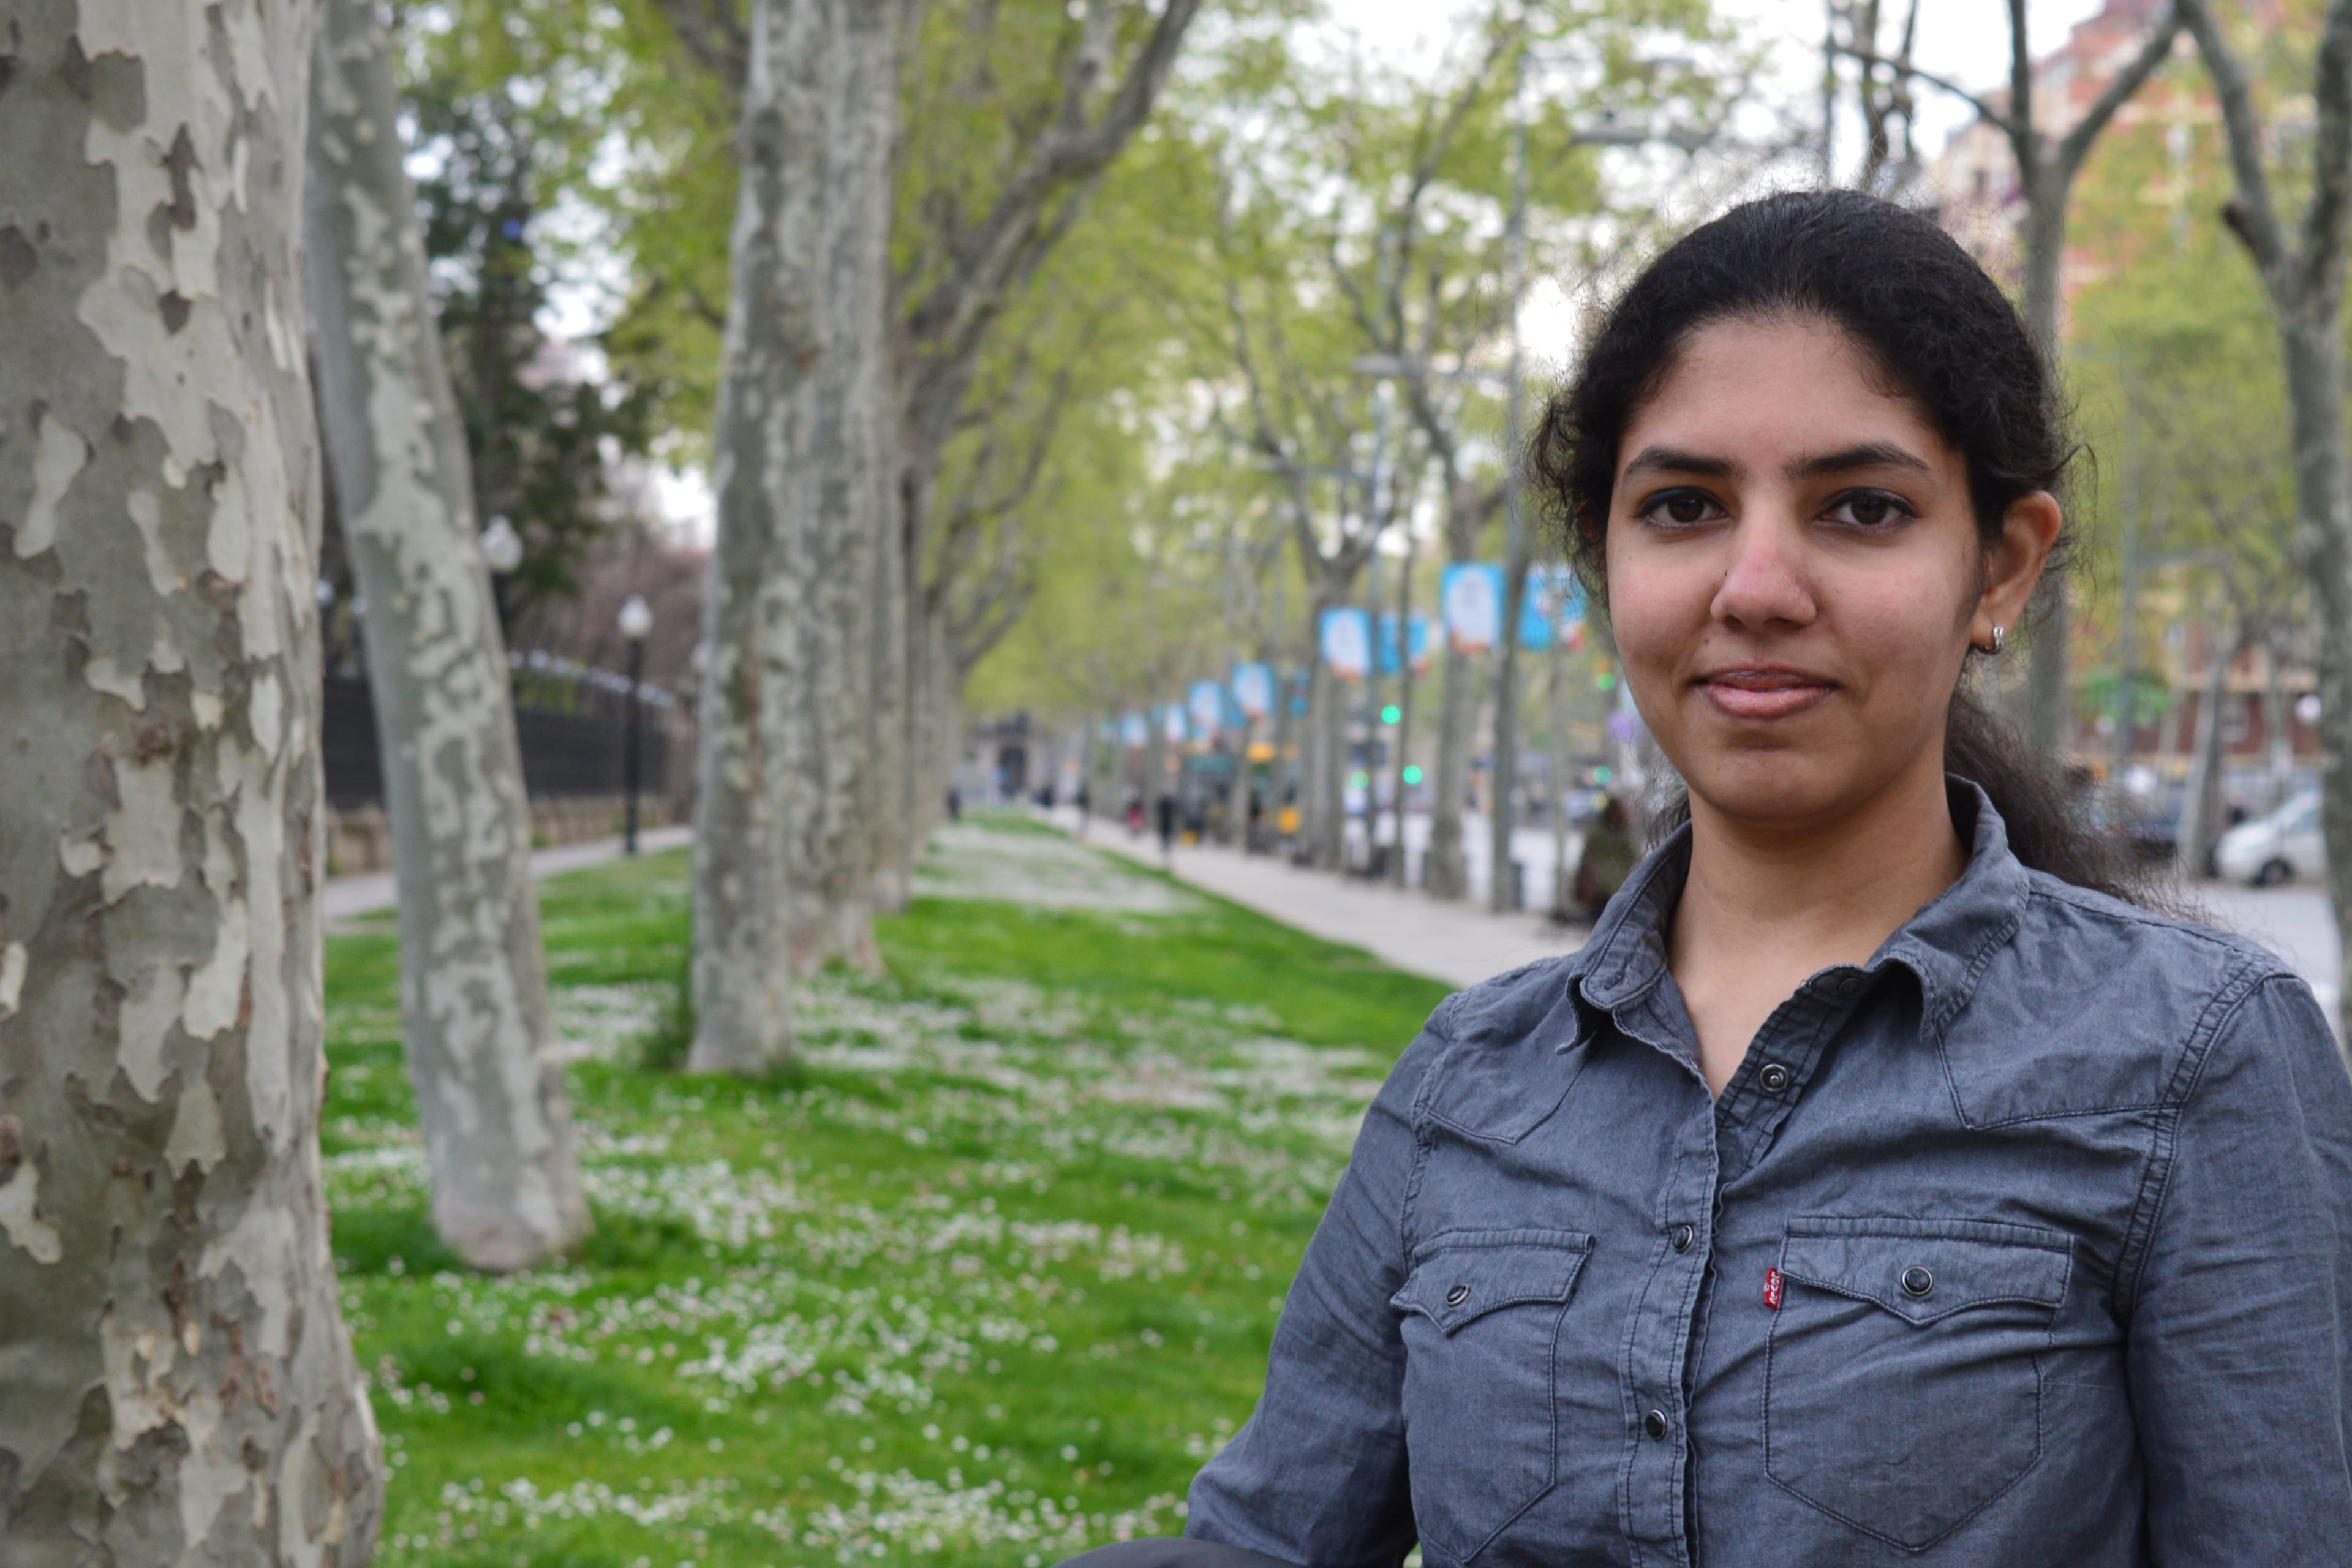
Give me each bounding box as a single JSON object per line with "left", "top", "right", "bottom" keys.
{"left": 1602, "top": 313, "right": 2054, "bottom": 832}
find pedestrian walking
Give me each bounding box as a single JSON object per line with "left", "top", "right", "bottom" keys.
{"left": 1156, "top": 790, "right": 1178, "bottom": 869}
{"left": 1071, "top": 190, "right": 2352, "bottom": 1567}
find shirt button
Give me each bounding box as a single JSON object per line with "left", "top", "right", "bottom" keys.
{"left": 1445, "top": 1283, "right": 1471, "bottom": 1307}
{"left": 1671, "top": 1224, "right": 1695, "bottom": 1253}
{"left": 1901, "top": 1266, "right": 1934, "bottom": 1298}
{"left": 1644, "top": 1409, "right": 1670, "bottom": 1441}
{"left": 1758, "top": 1062, "right": 1792, "bottom": 1094}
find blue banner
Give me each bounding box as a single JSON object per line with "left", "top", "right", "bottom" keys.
{"left": 1232, "top": 662, "right": 1274, "bottom": 721}
{"left": 1319, "top": 608, "right": 1373, "bottom": 681}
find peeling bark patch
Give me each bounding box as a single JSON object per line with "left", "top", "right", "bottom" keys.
{"left": 0, "top": 1118, "right": 61, "bottom": 1265}
{"left": 160, "top": 126, "right": 198, "bottom": 232}
{"left": 0, "top": 943, "right": 24, "bottom": 1018}
{"left": 159, "top": 290, "right": 190, "bottom": 333}
{"left": 0, "top": 225, "right": 34, "bottom": 289}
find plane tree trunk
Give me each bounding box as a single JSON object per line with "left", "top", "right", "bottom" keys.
{"left": 305, "top": 0, "right": 589, "bottom": 1270}
{"left": 0, "top": 0, "right": 384, "bottom": 1553}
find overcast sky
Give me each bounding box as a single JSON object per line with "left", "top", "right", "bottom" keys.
{"left": 1341, "top": 0, "right": 2113, "bottom": 150}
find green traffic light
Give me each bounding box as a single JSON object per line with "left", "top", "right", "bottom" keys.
{"left": 1594, "top": 765, "right": 1613, "bottom": 785}
{"left": 1380, "top": 704, "right": 1401, "bottom": 725}
{"left": 1403, "top": 766, "right": 1423, "bottom": 786}
{"left": 1348, "top": 769, "right": 1370, "bottom": 789}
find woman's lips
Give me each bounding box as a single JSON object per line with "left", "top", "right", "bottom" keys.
{"left": 1697, "top": 668, "right": 1836, "bottom": 721}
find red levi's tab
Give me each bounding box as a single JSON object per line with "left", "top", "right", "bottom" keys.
{"left": 1763, "top": 1267, "right": 1784, "bottom": 1310}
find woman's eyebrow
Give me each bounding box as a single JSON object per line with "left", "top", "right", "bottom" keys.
{"left": 1787, "top": 441, "right": 1931, "bottom": 478}
{"left": 1619, "top": 445, "right": 1738, "bottom": 480}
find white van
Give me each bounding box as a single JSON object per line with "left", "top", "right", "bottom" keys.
{"left": 2215, "top": 792, "right": 2326, "bottom": 886}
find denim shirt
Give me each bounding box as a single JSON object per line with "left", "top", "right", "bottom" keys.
{"left": 1187, "top": 782, "right": 2352, "bottom": 1567}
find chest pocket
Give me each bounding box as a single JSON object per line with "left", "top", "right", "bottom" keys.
{"left": 1390, "top": 1229, "right": 1593, "bottom": 1563}
{"left": 1764, "top": 1218, "right": 2072, "bottom": 1551}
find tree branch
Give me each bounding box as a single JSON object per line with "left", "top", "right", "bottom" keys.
{"left": 2177, "top": 0, "right": 2289, "bottom": 274}
{"left": 2054, "top": 4, "right": 2183, "bottom": 180}
{"left": 902, "top": 0, "right": 1203, "bottom": 368}
{"left": 1831, "top": 43, "right": 2010, "bottom": 134}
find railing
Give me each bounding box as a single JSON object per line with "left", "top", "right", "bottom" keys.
{"left": 322, "top": 652, "right": 682, "bottom": 810}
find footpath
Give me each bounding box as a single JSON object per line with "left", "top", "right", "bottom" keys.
{"left": 323, "top": 824, "right": 694, "bottom": 922}
{"left": 1059, "top": 810, "right": 1586, "bottom": 990}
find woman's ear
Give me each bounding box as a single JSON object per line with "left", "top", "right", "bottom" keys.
{"left": 1974, "top": 491, "right": 2063, "bottom": 648}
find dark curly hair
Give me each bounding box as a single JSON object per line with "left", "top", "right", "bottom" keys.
{"left": 1527, "top": 188, "right": 2153, "bottom": 903}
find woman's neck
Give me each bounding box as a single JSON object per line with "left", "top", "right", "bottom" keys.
{"left": 1666, "top": 754, "right": 1967, "bottom": 1093}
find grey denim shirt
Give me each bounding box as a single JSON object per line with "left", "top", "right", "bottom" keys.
{"left": 1186, "top": 781, "right": 2352, "bottom": 1566}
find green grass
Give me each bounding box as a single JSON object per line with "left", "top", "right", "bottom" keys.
{"left": 328, "top": 811, "right": 1450, "bottom": 1567}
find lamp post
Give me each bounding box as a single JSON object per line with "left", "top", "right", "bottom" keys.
{"left": 480, "top": 513, "right": 523, "bottom": 634}
{"left": 617, "top": 594, "right": 654, "bottom": 854}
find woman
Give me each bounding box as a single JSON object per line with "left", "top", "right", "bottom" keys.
{"left": 1071, "top": 191, "right": 2352, "bottom": 1567}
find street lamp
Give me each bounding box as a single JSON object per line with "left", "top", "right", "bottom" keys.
{"left": 617, "top": 593, "right": 654, "bottom": 855}
{"left": 480, "top": 513, "right": 523, "bottom": 632}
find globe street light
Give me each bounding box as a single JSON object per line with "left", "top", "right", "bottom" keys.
{"left": 618, "top": 594, "right": 653, "bottom": 855}
{"left": 480, "top": 513, "right": 523, "bottom": 633}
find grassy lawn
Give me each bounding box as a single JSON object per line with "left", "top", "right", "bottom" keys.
{"left": 326, "top": 812, "right": 1450, "bottom": 1567}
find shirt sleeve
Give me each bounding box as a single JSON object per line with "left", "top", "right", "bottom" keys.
{"left": 1181, "top": 1019, "right": 1444, "bottom": 1568}
{"left": 2129, "top": 971, "right": 2352, "bottom": 1564}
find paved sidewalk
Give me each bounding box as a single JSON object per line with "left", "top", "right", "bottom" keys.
{"left": 323, "top": 824, "right": 693, "bottom": 922}
{"left": 1062, "top": 813, "right": 1585, "bottom": 990}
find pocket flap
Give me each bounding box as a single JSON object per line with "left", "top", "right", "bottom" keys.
{"left": 1779, "top": 1219, "right": 2071, "bottom": 1326}
{"left": 1392, "top": 1229, "right": 1594, "bottom": 1335}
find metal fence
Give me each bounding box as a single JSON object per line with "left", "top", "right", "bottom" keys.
{"left": 322, "top": 652, "right": 680, "bottom": 810}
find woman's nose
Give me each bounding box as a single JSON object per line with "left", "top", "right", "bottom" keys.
{"left": 1709, "top": 511, "right": 1817, "bottom": 631}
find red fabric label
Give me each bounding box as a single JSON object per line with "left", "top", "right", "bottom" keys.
{"left": 1763, "top": 1267, "right": 1784, "bottom": 1311}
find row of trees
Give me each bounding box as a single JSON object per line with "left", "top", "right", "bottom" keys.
{"left": 7, "top": 0, "right": 2352, "bottom": 1553}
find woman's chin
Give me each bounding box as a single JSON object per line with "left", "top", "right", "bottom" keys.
{"left": 1680, "top": 756, "right": 1880, "bottom": 832}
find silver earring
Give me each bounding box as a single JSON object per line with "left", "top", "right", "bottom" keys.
{"left": 1989, "top": 625, "right": 2007, "bottom": 655}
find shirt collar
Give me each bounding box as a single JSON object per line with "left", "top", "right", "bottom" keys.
{"left": 1570, "top": 776, "right": 2030, "bottom": 1035}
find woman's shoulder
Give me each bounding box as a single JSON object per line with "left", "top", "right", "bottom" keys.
{"left": 1941, "top": 869, "right": 2327, "bottom": 1126}
{"left": 1380, "top": 955, "right": 1589, "bottom": 1144}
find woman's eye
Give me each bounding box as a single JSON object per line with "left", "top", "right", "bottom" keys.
{"left": 1823, "top": 491, "right": 1913, "bottom": 529}
{"left": 1640, "top": 491, "right": 1722, "bottom": 527}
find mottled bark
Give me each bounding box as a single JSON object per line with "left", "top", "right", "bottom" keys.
{"left": 691, "top": 0, "right": 827, "bottom": 1074}
{"left": 0, "top": 0, "right": 384, "bottom": 1557}
{"left": 790, "top": 0, "right": 896, "bottom": 976}
{"left": 304, "top": 0, "right": 588, "bottom": 1271}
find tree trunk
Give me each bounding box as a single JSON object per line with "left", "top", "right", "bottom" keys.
{"left": 1222, "top": 715, "right": 1250, "bottom": 847}
{"left": 1426, "top": 635, "right": 1477, "bottom": 899}
{"left": 1387, "top": 524, "right": 1420, "bottom": 885}
{"left": 1268, "top": 657, "right": 1297, "bottom": 850}
{"left": 2178, "top": 618, "right": 2234, "bottom": 881}
{"left": 1143, "top": 684, "right": 1170, "bottom": 822}
{"left": 1428, "top": 489, "right": 1484, "bottom": 902}
{"left": 305, "top": 0, "right": 589, "bottom": 1272}
{"left": 866, "top": 483, "right": 911, "bottom": 910}
{"left": 690, "top": 0, "right": 831, "bottom": 1075}
{"left": 789, "top": 0, "right": 897, "bottom": 978}
{"left": 2020, "top": 182, "right": 2073, "bottom": 759}
{"left": 2280, "top": 311, "right": 2352, "bottom": 1045}
{"left": 0, "top": 0, "right": 384, "bottom": 1553}
{"left": 1488, "top": 554, "right": 1532, "bottom": 912}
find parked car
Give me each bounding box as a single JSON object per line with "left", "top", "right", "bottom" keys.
{"left": 2084, "top": 789, "right": 2179, "bottom": 870}
{"left": 2215, "top": 791, "right": 2326, "bottom": 886}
